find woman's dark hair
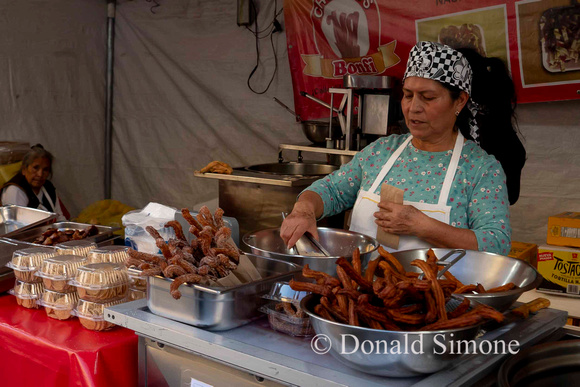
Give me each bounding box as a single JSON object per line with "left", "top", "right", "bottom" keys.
{"left": 21, "top": 144, "right": 54, "bottom": 177}
{"left": 443, "top": 49, "right": 526, "bottom": 205}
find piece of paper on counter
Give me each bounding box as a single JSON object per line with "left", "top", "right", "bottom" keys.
{"left": 232, "top": 254, "right": 262, "bottom": 283}
{"left": 376, "top": 183, "right": 404, "bottom": 249}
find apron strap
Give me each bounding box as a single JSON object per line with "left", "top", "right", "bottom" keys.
{"left": 369, "top": 135, "right": 413, "bottom": 194}
{"left": 41, "top": 186, "right": 56, "bottom": 212}
{"left": 438, "top": 132, "right": 464, "bottom": 206}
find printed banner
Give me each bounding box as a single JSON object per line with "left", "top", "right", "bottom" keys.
{"left": 284, "top": 0, "right": 580, "bottom": 121}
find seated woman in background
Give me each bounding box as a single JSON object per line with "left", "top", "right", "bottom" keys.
{"left": 1, "top": 144, "right": 69, "bottom": 221}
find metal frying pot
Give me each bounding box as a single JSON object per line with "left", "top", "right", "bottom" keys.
{"left": 498, "top": 340, "right": 580, "bottom": 387}
{"left": 244, "top": 162, "right": 338, "bottom": 176}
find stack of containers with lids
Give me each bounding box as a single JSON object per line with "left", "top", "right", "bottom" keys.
{"left": 70, "top": 261, "right": 129, "bottom": 331}
{"left": 88, "top": 246, "right": 146, "bottom": 301}
{"left": 259, "top": 281, "right": 314, "bottom": 337}
{"left": 36, "top": 255, "right": 86, "bottom": 320}
{"left": 7, "top": 247, "right": 57, "bottom": 309}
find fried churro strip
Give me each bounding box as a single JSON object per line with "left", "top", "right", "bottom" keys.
{"left": 214, "top": 208, "right": 225, "bottom": 229}
{"left": 386, "top": 309, "right": 426, "bottom": 325}
{"left": 378, "top": 246, "right": 405, "bottom": 273}
{"left": 364, "top": 257, "right": 381, "bottom": 282}
{"left": 125, "top": 257, "right": 145, "bottom": 268}
{"left": 337, "top": 288, "right": 361, "bottom": 301}
{"left": 128, "top": 248, "right": 166, "bottom": 265}
{"left": 447, "top": 297, "right": 470, "bottom": 319}
{"left": 355, "top": 305, "right": 400, "bottom": 330}
{"left": 337, "top": 294, "right": 349, "bottom": 318}
{"left": 336, "top": 258, "right": 373, "bottom": 292}
{"left": 165, "top": 220, "right": 187, "bottom": 242}
{"left": 476, "top": 283, "right": 486, "bottom": 294}
{"left": 486, "top": 283, "right": 516, "bottom": 293}
{"left": 170, "top": 273, "right": 202, "bottom": 300}
{"left": 282, "top": 302, "right": 298, "bottom": 317}
{"left": 141, "top": 265, "right": 162, "bottom": 277}
{"left": 145, "top": 226, "right": 173, "bottom": 259}
{"left": 438, "top": 267, "right": 464, "bottom": 288}
{"left": 360, "top": 314, "right": 384, "bottom": 330}
{"left": 289, "top": 279, "right": 333, "bottom": 298}
{"left": 511, "top": 298, "right": 550, "bottom": 319}
{"left": 411, "top": 259, "right": 447, "bottom": 321}
{"left": 314, "top": 304, "right": 336, "bottom": 322}
{"left": 348, "top": 299, "right": 359, "bottom": 326}
{"left": 396, "top": 304, "right": 423, "bottom": 315}
{"left": 454, "top": 284, "right": 478, "bottom": 294}
{"left": 378, "top": 261, "right": 409, "bottom": 282}
{"left": 426, "top": 249, "right": 438, "bottom": 277}
{"left": 336, "top": 266, "right": 353, "bottom": 290}
{"left": 420, "top": 314, "right": 483, "bottom": 331}
{"left": 321, "top": 297, "right": 348, "bottom": 323}
{"left": 181, "top": 208, "right": 203, "bottom": 231}
{"left": 197, "top": 206, "right": 218, "bottom": 232}
{"left": 163, "top": 264, "right": 187, "bottom": 278}
{"left": 352, "top": 248, "right": 362, "bottom": 287}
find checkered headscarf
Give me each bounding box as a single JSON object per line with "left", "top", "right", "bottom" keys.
{"left": 403, "top": 41, "right": 481, "bottom": 143}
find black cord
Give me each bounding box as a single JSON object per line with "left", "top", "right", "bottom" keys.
{"left": 145, "top": 0, "right": 160, "bottom": 14}
{"left": 246, "top": 0, "right": 280, "bottom": 95}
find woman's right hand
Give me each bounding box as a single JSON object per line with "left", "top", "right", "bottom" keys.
{"left": 280, "top": 201, "right": 319, "bottom": 249}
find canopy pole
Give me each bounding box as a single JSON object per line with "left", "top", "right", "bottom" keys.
{"left": 105, "top": 0, "right": 116, "bottom": 199}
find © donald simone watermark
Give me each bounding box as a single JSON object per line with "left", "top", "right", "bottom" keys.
{"left": 310, "top": 333, "right": 520, "bottom": 355}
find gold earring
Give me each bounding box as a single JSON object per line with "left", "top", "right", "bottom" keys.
{"left": 455, "top": 111, "right": 460, "bottom": 116}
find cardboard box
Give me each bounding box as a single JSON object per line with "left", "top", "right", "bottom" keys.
{"left": 547, "top": 212, "right": 580, "bottom": 248}
{"left": 536, "top": 245, "right": 580, "bottom": 298}
{"left": 508, "top": 241, "right": 538, "bottom": 263}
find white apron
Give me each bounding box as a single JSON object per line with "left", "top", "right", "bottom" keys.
{"left": 349, "top": 133, "right": 464, "bottom": 252}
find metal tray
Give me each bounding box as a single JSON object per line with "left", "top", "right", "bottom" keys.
{"left": 147, "top": 254, "right": 302, "bottom": 331}
{"left": 7, "top": 221, "right": 118, "bottom": 245}
{"left": 0, "top": 205, "right": 57, "bottom": 237}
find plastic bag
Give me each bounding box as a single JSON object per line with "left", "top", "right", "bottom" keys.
{"left": 122, "top": 202, "right": 177, "bottom": 254}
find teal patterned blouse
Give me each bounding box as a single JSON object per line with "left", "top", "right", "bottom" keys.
{"left": 305, "top": 133, "right": 511, "bottom": 255}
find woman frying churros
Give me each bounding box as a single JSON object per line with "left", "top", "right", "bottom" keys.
{"left": 281, "top": 42, "right": 525, "bottom": 254}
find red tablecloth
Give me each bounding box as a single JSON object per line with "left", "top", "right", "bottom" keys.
{"left": 0, "top": 294, "right": 138, "bottom": 387}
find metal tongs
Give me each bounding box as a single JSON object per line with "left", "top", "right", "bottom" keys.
{"left": 281, "top": 212, "right": 331, "bottom": 257}
{"left": 418, "top": 249, "right": 466, "bottom": 280}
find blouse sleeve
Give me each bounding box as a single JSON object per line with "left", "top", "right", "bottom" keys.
{"left": 467, "top": 158, "right": 512, "bottom": 255}
{"left": 1, "top": 185, "right": 29, "bottom": 207}
{"left": 303, "top": 145, "right": 372, "bottom": 219}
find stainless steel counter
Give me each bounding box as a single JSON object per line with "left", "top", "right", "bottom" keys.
{"left": 106, "top": 300, "right": 567, "bottom": 387}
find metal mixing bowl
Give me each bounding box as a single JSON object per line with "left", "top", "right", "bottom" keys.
{"left": 301, "top": 120, "right": 341, "bottom": 144}
{"left": 242, "top": 227, "right": 379, "bottom": 275}
{"left": 392, "top": 248, "right": 543, "bottom": 312}
{"left": 301, "top": 294, "right": 482, "bottom": 377}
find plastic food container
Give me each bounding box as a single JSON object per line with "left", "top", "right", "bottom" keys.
{"left": 56, "top": 240, "right": 97, "bottom": 257}
{"left": 74, "top": 298, "right": 126, "bottom": 331}
{"left": 87, "top": 246, "right": 129, "bottom": 264}
{"left": 262, "top": 281, "right": 309, "bottom": 305}
{"left": 39, "top": 289, "right": 79, "bottom": 320}
{"left": 259, "top": 302, "right": 314, "bottom": 337}
{"left": 128, "top": 268, "right": 147, "bottom": 291}
{"left": 6, "top": 247, "right": 57, "bottom": 282}
{"left": 37, "top": 254, "right": 87, "bottom": 292}
{"left": 10, "top": 280, "right": 45, "bottom": 309}
{"left": 70, "top": 262, "right": 129, "bottom": 302}
{"left": 128, "top": 288, "right": 146, "bottom": 301}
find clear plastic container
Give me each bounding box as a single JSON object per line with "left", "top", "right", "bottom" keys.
{"left": 70, "top": 262, "right": 129, "bottom": 302}
{"left": 37, "top": 254, "right": 87, "bottom": 292}
{"left": 6, "top": 247, "right": 57, "bottom": 282}
{"left": 128, "top": 288, "right": 146, "bottom": 301}
{"left": 259, "top": 302, "right": 314, "bottom": 337}
{"left": 128, "top": 267, "right": 147, "bottom": 291}
{"left": 74, "top": 298, "right": 127, "bottom": 331}
{"left": 9, "top": 280, "right": 45, "bottom": 309}
{"left": 56, "top": 240, "right": 97, "bottom": 257}
{"left": 87, "top": 246, "right": 129, "bottom": 264}
{"left": 262, "top": 281, "right": 309, "bottom": 305}
{"left": 39, "top": 289, "right": 79, "bottom": 320}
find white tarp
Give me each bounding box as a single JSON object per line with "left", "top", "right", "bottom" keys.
{"left": 0, "top": 0, "right": 578, "bottom": 245}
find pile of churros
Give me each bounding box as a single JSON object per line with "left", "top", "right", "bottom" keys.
{"left": 290, "top": 247, "right": 506, "bottom": 331}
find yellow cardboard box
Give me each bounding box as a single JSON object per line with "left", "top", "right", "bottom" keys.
{"left": 537, "top": 245, "right": 580, "bottom": 297}
{"left": 508, "top": 241, "right": 537, "bottom": 264}
{"left": 547, "top": 212, "right": 580, "bottom": 248}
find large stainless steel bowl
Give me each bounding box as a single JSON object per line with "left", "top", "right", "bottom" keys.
{"left": 392, "top": 248, "right": 542, "bottom": 312}
{"left": 244, "top": 162, "right": 338, "bottom": 176}
{"left": 301, "top": 294, "right": 482, "bottom": 377}
{"left": 242, "top": 227, "right": 379, "bottom": 275}
{"left": 301, "top": 120, "right": 341, "bottom": 144}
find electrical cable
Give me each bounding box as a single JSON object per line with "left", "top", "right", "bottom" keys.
{"left": 246, "top": 0, "right": 281, "bottom": 95}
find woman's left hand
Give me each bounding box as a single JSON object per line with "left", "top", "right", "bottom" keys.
{"left": 374, "top": 201, "right": 429, "bottom": 237}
